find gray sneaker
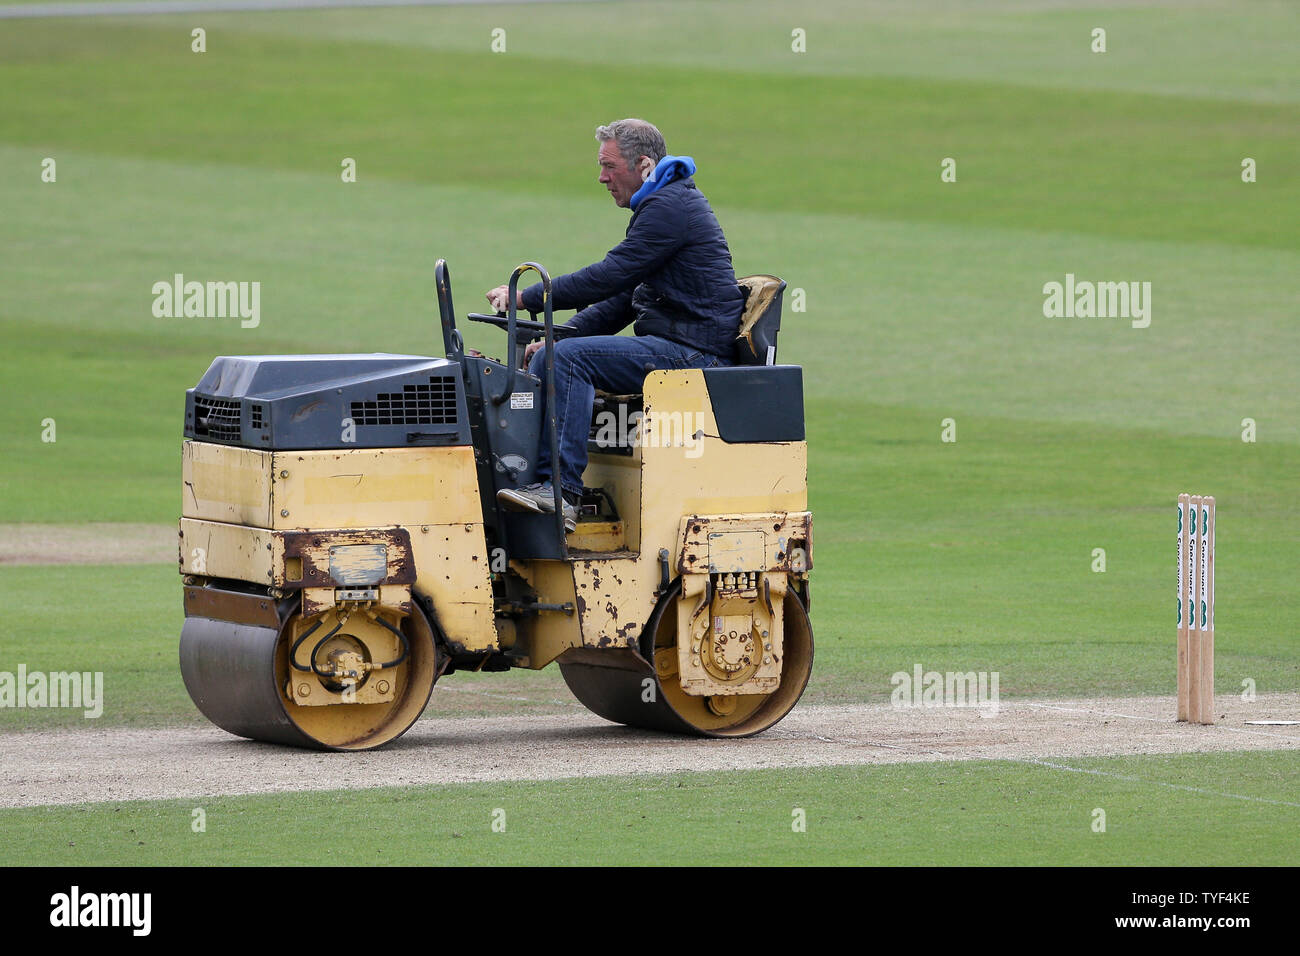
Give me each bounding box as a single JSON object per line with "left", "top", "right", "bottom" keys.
{"left": 497, "top": 482, "right": 577, "bottom": 533}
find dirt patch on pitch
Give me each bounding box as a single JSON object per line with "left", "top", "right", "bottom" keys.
{"left": 1, "top": 693, "right": 1296, "bottom": 809}
{"left": 0, "top": 523, "right": 176, "bottom": 566}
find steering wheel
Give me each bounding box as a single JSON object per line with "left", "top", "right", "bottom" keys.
{"left": 467, "top": 312, "right": 578, "bottom": 340}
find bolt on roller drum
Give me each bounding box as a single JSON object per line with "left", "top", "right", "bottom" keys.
{"left": 558, "top": 582, "right": 814, "bottom": 737}
{"left": 180, "top": 596, "right": 441, "bottom": 751}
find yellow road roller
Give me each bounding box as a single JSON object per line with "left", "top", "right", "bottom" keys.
{"left": 179, "top": 261, "right": 813, "bottom": 749}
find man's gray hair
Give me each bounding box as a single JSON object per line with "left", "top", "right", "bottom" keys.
{"left": 596, "top": 119, "right": 667, "bottom": 169}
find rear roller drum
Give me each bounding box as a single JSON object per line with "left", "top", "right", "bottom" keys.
{"left": 559, "top": 581, "right": 813, "bottom": 737}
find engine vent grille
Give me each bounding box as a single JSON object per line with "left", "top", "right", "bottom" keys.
{"left": 249, "top": 404, "right": 265, "bottom": 430}
{"left": 193, "top": 396, "right": 242, "bottom": 441}
{"left": 350, "top": 376, "right": 458, "bottom": 427}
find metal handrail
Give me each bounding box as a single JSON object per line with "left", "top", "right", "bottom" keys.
{"left": 493, "top": 262, "right": 564, "bottom": 548}
{"left": 434, "top": 258, "right": 465, "bottom": 364}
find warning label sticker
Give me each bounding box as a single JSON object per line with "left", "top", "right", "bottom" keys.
{"left": 510, "top": 392, "right": 534, "bottom": 410}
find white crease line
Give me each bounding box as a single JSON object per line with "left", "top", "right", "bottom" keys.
{"left": 772, "top": 730, "right": 968, "bottom": 758}
{"left": 823, "top": 734, "right": 1300, "bottom": 808}
{"left": 1017, "top": 702, "right": 1300, "bottom": 742}
{"left": 1008, "top": 757, "right": 1300, "bottom": 809}
{"left": 853, "top": 739, "right": 948, "bottom": 756}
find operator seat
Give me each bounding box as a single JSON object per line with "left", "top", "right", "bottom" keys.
{"left": 591, "top": 273, "right": 788, "bottom": 415}
{"left": 732, "top": 274, "right": 786, "bottom": 367}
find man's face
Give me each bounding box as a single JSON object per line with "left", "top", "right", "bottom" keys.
{"left": 598, "top": 140, "right": 646, "bottom": 208}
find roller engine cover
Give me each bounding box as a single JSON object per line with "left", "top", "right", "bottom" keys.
{"left": 184, "top": 353, "right": 470, "bottom": 450}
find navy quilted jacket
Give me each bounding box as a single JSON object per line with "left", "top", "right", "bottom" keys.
{"left": 519, "top": 178, "right": 744, "bottom": 358}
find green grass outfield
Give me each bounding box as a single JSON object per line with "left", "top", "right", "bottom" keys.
{"left": 3, "top": 751, "right": 1297, "bottom": 866}
{"left": 0, "top": 1, "right": 1296, "bottom": 864}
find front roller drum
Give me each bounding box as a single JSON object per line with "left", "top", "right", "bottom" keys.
{"left": 558, "top": 582, "right": 813, "bottom": 737}
{"left": 180, "top": 588, "right": 441, "bottom": 750}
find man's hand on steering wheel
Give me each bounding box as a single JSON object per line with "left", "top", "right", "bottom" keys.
{"left": 486, "top": 285, "right": 524, "bottom": 313}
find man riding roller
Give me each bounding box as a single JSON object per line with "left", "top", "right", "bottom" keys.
{"left": 486, "top": 118, "right": 745, "bottom": 532}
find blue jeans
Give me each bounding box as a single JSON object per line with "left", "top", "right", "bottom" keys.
{"left": 527, "top": 335, "right": 728, "bottom": 497}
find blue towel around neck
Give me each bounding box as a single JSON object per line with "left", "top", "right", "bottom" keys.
{"left": 629, "top": 155, "right": 697, "bottom": 211}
